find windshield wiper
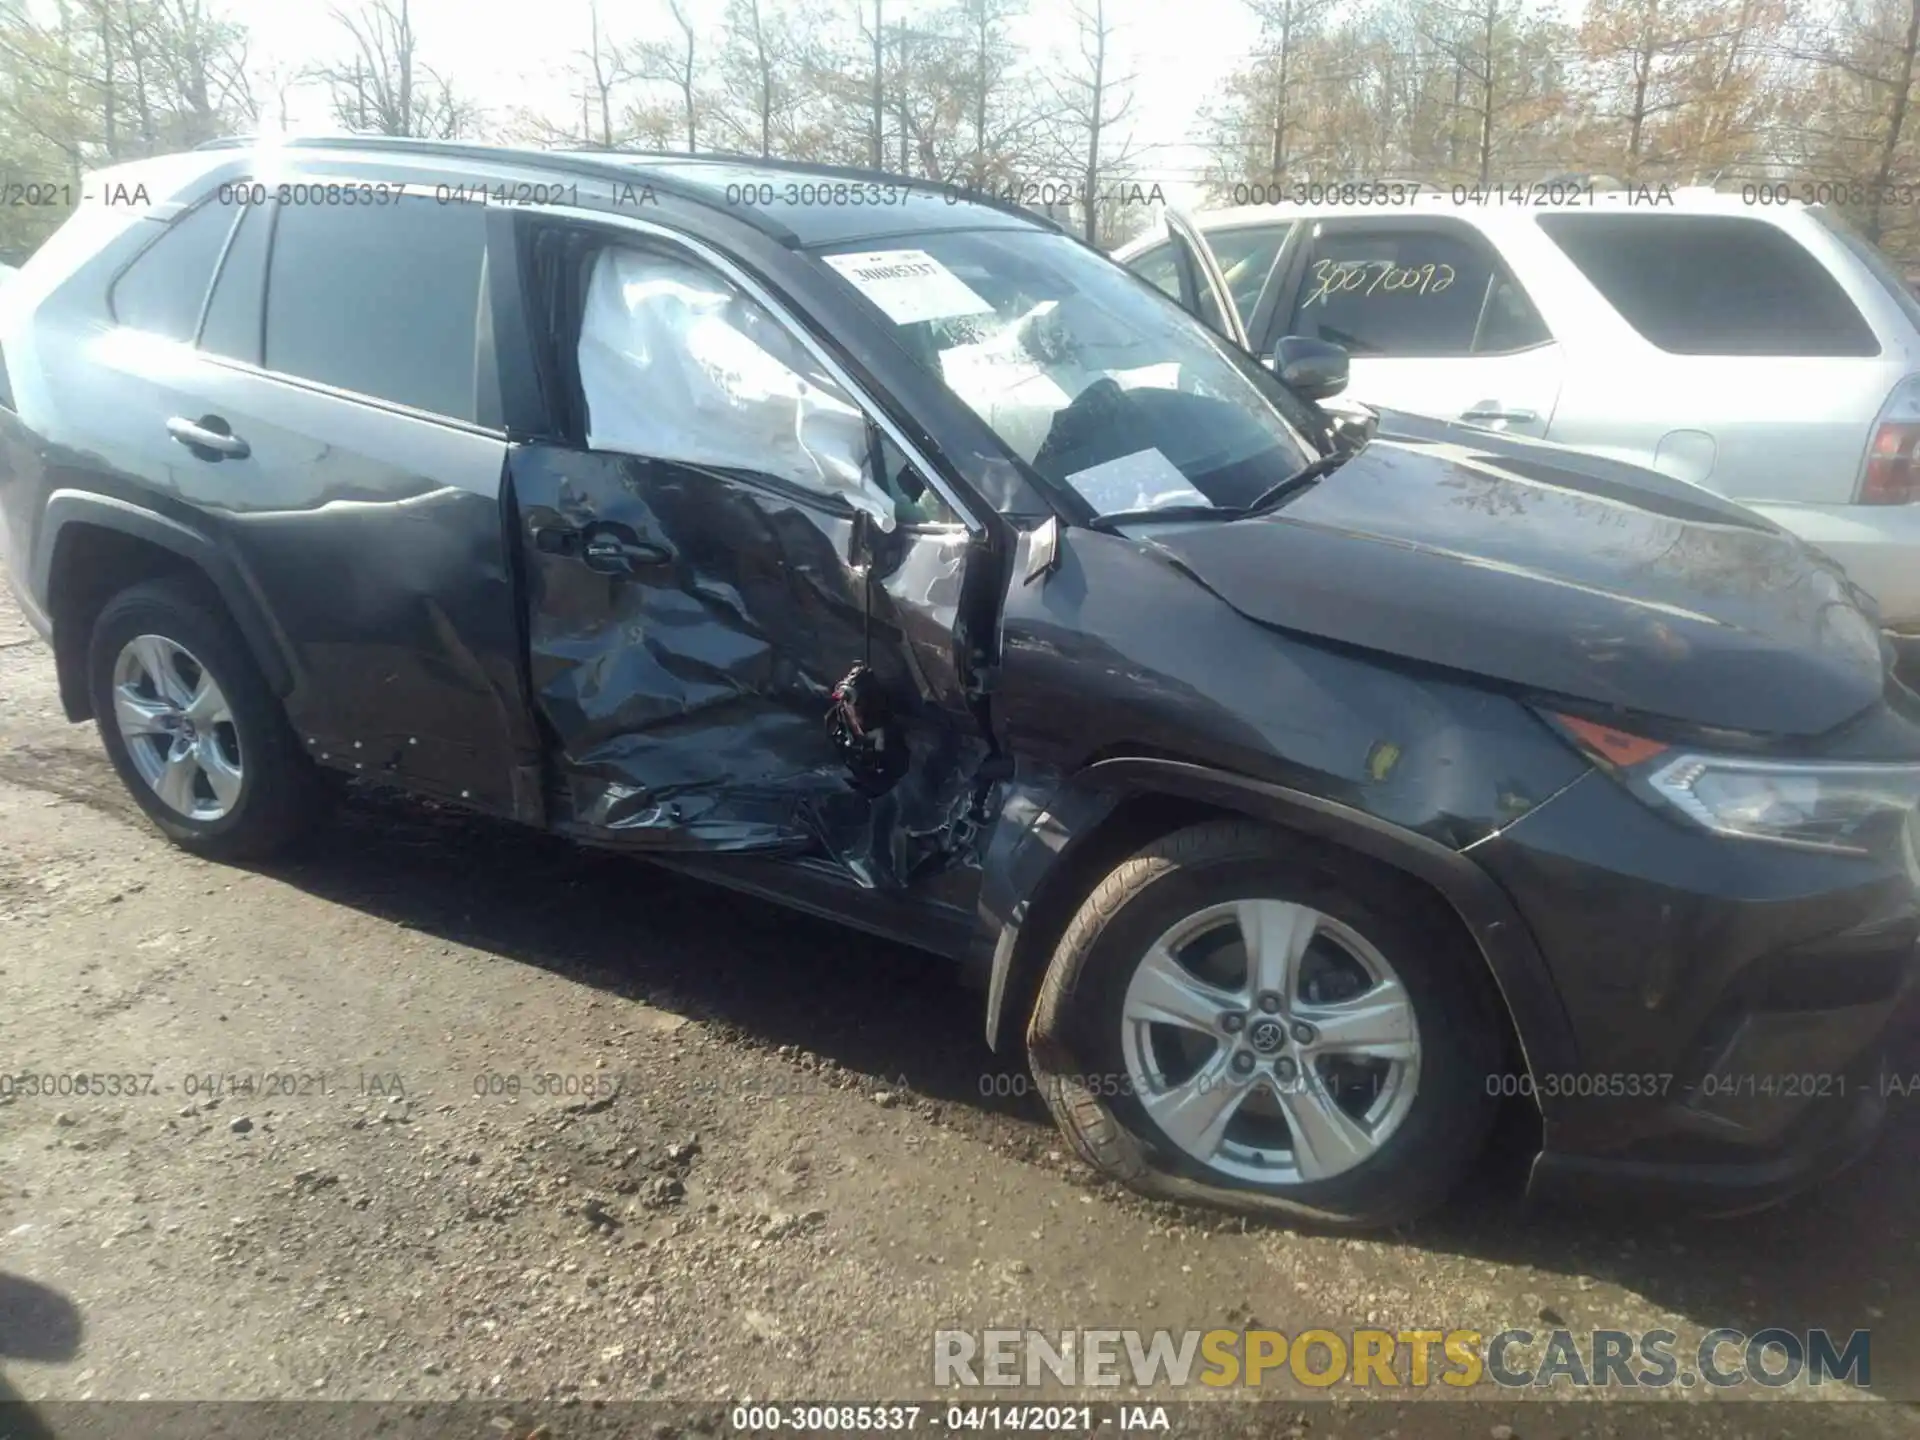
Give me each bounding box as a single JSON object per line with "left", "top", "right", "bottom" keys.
{"left": 1082, "top": 503, "right": 1240, "bottom": 533}
{"left": 1081, "top": 444, "right": 1361, "bottom": 531}
{"left": 1240, "top": 448, "right": 1354, "bottom": 516}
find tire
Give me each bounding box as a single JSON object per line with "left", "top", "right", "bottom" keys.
{"left": 87, "top": 576, "right": 327, "bottom": 861}
{"left": 1027, "top": 818, "right": 1502, "bottom": 1230}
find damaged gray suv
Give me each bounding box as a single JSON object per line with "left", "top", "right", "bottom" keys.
{"left": 4, "top": 138, "right": 1918, "bottom": 1230}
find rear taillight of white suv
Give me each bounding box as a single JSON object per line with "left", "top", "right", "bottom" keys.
{"left": 1861, "top": 376, "right": 1920, "bottom": 503}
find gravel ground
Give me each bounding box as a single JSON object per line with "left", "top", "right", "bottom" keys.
{"left": 2, "top": 578, "right": 1919, "bottom": 1438}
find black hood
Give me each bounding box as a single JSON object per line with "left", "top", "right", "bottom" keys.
{"left": 1139, "top": 414, "right": 1888, "bottom": 738}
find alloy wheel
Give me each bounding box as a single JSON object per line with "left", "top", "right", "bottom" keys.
{"left": 1119, "top": 899, "right": 1421, "bottom": 1185}
{"left": 110, "top": 633, "right": 245, "bottom": 822}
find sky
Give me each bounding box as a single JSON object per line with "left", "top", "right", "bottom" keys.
{"left": 220, "top": 0, "right": 1267, "bottom": 207}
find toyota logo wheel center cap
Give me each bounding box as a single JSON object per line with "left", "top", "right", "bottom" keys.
{"left": 1248, "top": 1017, "right": 1287, "bottom": 1053}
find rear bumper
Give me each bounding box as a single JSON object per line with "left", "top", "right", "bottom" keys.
{"left": 1745, "top": 497, "right": 1920, "bottom": 628}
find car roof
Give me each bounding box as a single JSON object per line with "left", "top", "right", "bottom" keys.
{"left": 558, "top": 152, "right": 1055, "bottom": 246}
{"left": 191, "top": 136, "right": 1057, "bottom": 248}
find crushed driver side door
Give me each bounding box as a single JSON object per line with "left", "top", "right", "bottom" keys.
{"left": 500, "top": 216, "right": 1000, "bottom": 891}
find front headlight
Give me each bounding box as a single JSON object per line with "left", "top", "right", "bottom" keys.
{"left": 1548, "top": 713, "right": 1920, "bottom": 856}
{"left": 1645, "top": 754, "right": 1920, "bottom": 854}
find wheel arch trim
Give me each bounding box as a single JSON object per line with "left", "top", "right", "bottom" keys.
{"left": 986, "top": 755, "right": 1582, "bottom": 1106}
{"left": 34, "top": 490, "right": 298, "bottom": 719}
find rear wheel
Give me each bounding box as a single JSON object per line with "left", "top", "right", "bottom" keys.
{"left": 1028, "top": 819, "right": 1501, "bottom": 1229}
{"left": 87, "top": 577, "right": 327, "bottom": 860}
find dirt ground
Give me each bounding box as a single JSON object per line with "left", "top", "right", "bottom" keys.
{"left": 2, "top": 577, "right": 1919, "bottom": 1438}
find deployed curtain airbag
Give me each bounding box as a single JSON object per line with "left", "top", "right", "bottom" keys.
{"left": 579, "top": 246, "right": 896, "bottom": 526}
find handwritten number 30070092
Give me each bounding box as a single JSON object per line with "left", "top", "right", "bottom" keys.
{"left": 1304, "top": 258, "right": 1457, "bottom": 306}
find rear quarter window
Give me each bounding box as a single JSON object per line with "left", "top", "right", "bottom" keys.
{"left": 109, "top": 194, "right": 240, "bottom": 342}
{"left": 1536, "top": 213, "right": 1879, "bottom": 357}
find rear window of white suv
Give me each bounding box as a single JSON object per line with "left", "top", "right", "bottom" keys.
{"left": 1536, "top": 213, "right": 1880, "bottom": 358}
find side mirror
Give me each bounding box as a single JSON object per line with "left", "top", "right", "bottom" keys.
{"left": 1326, "top": 406, "right": 1378, "bottom": 452}
{"left": 1268, "top": 335, "right": 1349, "bottom": 402}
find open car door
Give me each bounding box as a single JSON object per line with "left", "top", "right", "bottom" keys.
{"left": 500, "top": 219, "right": 998, "bottom": 891}
{"left": 1164, "top": 206, "right": 1253, "bottom": 352}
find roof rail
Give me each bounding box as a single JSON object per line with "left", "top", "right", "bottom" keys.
{"left": 193, "top": 135, "right": 1068, "bottom": 241}
{"left": 189, "top": 135, "right": 800, "bottom": 243}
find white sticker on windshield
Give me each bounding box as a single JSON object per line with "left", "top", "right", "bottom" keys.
{"left": 823, "top": 249, "right": 995, "bottom": 325}
{"left": 1064, "top": 448, "right": 1209, "bottom": 514}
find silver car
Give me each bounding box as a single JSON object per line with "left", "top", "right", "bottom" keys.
{"left": 1118, "top": 190, "right": 1920, "bottom": 645}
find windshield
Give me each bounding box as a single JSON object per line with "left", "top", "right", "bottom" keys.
{"left": 812, "top": 228, "right": 1321, "bottom": 518}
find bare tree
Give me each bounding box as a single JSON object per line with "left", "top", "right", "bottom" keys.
{"left": 1246, "top": 0, "right": 1334, "bottom": 184}
{"left": 159, "top": 0, "right": 254, "bottom": 141}
{"left": 1412, "top": 0, "right": 1571, "bottom": 183}
{"left": 713, "top": 0, "right": 832, "bottom": 158}
{"left": 955, "top": 0, "right": 1038, "bottom": 182}
{"left": 321, "top": 0, "right": 471, "bottom": 139}
{"left": 635, "top": 0, "right": 704, "bottom": 152}
{"left": 0, "top": 0, "right": 251, "bottom": 256}
{"left": 1867, "top": 0, "right": 1920, "bottom": 229}
{"left": 776, "top": 0, "right": 1043, "bottom": 177}
{"left": 0, "top": 0, "right": 251, "bottom": 158}
{"left": 1048, "top": 0, "right": 1135, "bottom": 243}
{"left": 1575, "top": 0, "right": 1788, "bottom": 181}
{"left": 120, "top": 0, "right": 157, "bottom": 151}
{"left": 579, "top": 0, "right": 636, "bottom": 148}
{"left": 1795, "top": 0, "right": 1920, "bottom": 245}
{"left": 1203, "top": 0, "right": 1577, "bottom": 190}
{"left": 1423, "top": 0, "right": 1509, "bottom": 183}
{"left": 718, "top": 0, "right": 778, "bottom": 154}
{"left": 884, "top": 20, "right": 958, "bottom": 173}
{"left": 857, "top": 0, "right": 883, "bottom": 165}
{"left": 0, "top": 0, "right": 97, "bottom": 192}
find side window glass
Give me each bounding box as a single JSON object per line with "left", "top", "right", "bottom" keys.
{"left": 1207, "top": 224, "right": 1291, "bottom": 323}
{"left": 110, "top": 193, "right": 239, "bottom": 341}
{"left": 1169, "top": 234, "right": 1230, "bottom": 338}
{"left": 578, "top": 245, "right": 948, "bottom": 527}
{"left": 1286, "top": 226, "right": 1508, "bottom": 357}
{"left": 265, "top": 195, "right": 489, "bottom": 421}
{"left": 200, "top": 200, "right": 272, "bottom": 363}
{"left": 1195, "top": 275, "right": 1227, "bottom": 335}
{"left": 870, "top": 430, "right": 959, "bottom": 526}
{"left": 1475, "top": 272, "right": 1551, "bottom": 354}
{"left": 1127, "top": 243, "right": 1183, "bottom": 303}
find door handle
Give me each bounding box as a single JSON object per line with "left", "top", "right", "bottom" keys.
{"left": 532, "top": 521, "right": 671, "bottom": 573}
{"left": 1460, "top": 405, "right": 1538, "bottom": 426}
{"left": 167, "top": 415, "right": 250, "bottom": 459}
{"left": 582, "top": 531, "right": 673, "bottom": 574}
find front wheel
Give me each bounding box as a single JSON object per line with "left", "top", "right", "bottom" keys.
{"left": 1028, "top": 819, "right": 1502, "bottom": 1229}
{"left": 87, "top": 577, "right": 327, "bottom": 861}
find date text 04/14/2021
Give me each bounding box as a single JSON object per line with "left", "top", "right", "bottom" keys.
{"left": 727, "top": 1403, "right": 1172, "bottom": 1432}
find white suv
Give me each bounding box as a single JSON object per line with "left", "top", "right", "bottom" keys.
{"left": 1116, "top": 191, "right": 1920, "bottom": 640}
